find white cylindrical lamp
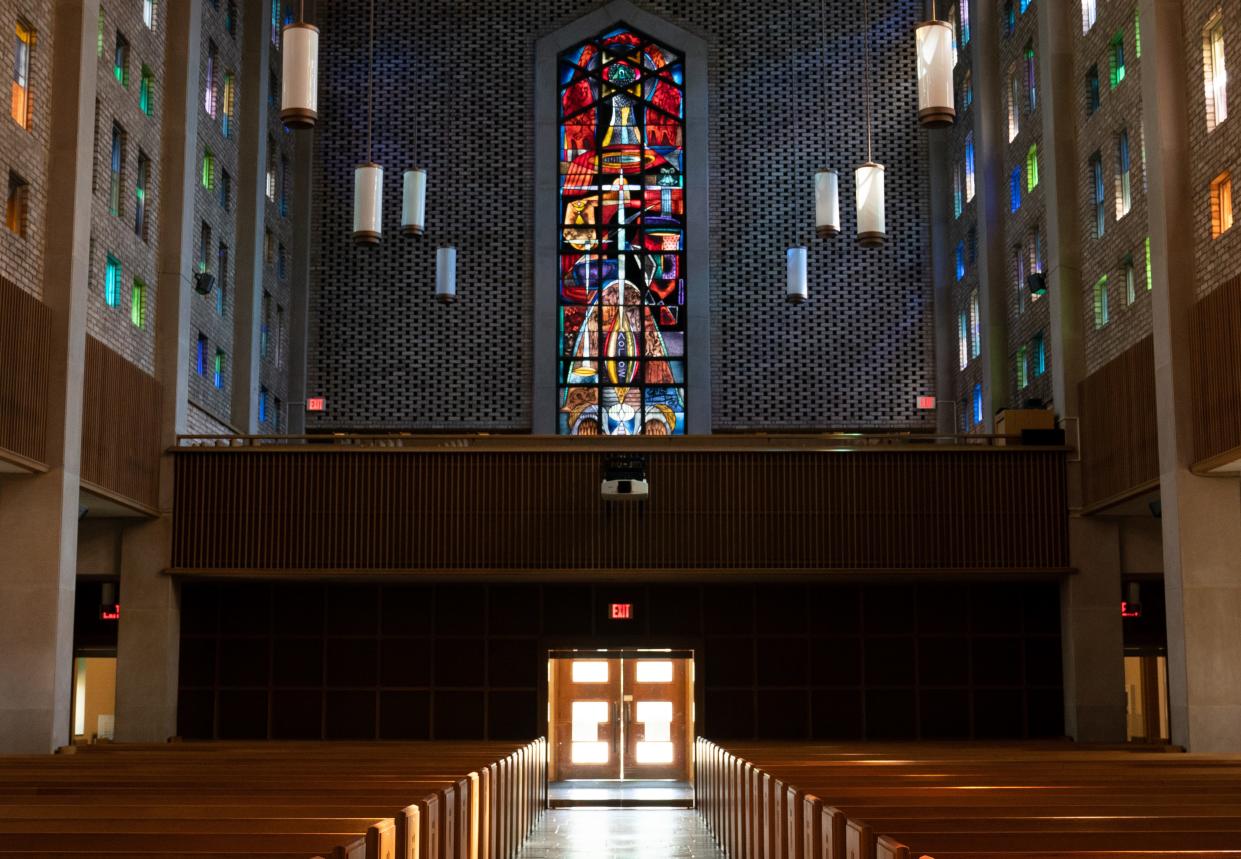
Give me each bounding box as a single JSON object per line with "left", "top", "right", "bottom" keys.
{"left": 814, "top": 168, "right": 840, "bottom": 238}
{"left": 786, "top": 247, "right": 808, "bottom": 304}
{"left": 281, "top": 22, "right": 319, "bottom": 129}
{"left": 402, "top": 168, "right": 427, "bottom": 236}
{"left": 915, "top": 19, "right": 955, "bottom": 128}
{"left": 436, "top": 246, "right": 457, "bottom": 303}
{"left": 353, "top": 162, "right": 383, "bottom": 245}
{"left": 855, "top": 161, "right": 886, "bottom": 248}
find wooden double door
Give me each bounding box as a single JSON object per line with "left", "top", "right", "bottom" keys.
{"left": 550, "top": 651, "right": 693, "bottom": 782}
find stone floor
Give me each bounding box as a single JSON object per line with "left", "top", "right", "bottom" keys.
{"left": 548, "top": 779, "right": 695, "bottom": 807}
{"left": 517, "top": 808, "right": 727, "bottom": 858}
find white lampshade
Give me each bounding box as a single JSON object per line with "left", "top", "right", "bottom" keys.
{"left": 855, "top": 161, "right": 886, "bottom": 247}
{"left": 815, "top": 169, "right": 840, "bottom": 238}
{"left": 353, "top": 163, "right": 383, "bottom": 245}
{"left": 915, "top": 20, "right": 955, "bottom": 128}
{"left": 436, "top": 246, "right": 457, "bottom": 303}
{"left": 786, "top": 247, "right": 808, "bottom": 304}
{"left": 280, "top": 23, "right": 319, "bottom": 129}
{"left": 402, "top": 168, "right": 427, "bottom": 236}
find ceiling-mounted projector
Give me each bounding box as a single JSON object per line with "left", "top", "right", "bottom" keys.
{"left": 602, "top": 455, "right": 649, "bottom": 502}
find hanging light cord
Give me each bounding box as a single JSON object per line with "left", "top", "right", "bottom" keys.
{"left": 366, "top": 0, "right": 375, "bottom": 163}
{"left": 299, "top": 0, "right": 304, "bottom": 22}
{"left": 862, "top": 0, "right": 874, "bottom": 162}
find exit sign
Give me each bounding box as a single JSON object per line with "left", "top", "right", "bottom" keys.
{"left": 917, "top": 395, "right": 937, "bottom": 411}
{"left": 306, "top": 397, "right": 326, "bottom": 412}
{"left": 609, "top": 603, "right": 633, "bottom": 620}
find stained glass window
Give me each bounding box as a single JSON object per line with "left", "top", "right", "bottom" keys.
{"left": 557, "top": 25, "right": 686, "bottom": 436}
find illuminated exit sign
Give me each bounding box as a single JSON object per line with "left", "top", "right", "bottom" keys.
{"left": 917, "top": 395, "right": 937, "bottom": 411}
{"left": 609, "top": 603, "right": 634, "bottom": 620}
{"left": 306, "top": 397, "right": 326, "bottom": 412}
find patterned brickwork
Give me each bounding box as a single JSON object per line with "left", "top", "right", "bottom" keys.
{"left": 307, "top": 0, "right": 935, "bottom": 431}
{"left": 187, "top": 400, "right": 235, "bottom": 435}
{"left": 997, "top": 0, "right": 1051, "bottom": 409}
{"left": 945, "top": 0, "right": 991, "bottom": 421}
{"left": 1185, "top": 1, "right": 1241, "bottom": 300}
{"left": 1074, "top": 0, "right": 1152, "bottom": 375}
{"left": 188, "top": 0, "right": 245, "bottom": 427}
{"left": 0, "top": 1, "right": 54, "bottom": 300}
{"left": 260, "top": 24, "right": 294, "bottom": 433}
{"left": 87, "top": 0, "right": 165, "bottom": 373}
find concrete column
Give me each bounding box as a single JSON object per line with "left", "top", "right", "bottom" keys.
{"left": 1038, "top": 0, "right": 1125, "bottom": 742}
{"left": 927, "top": 127, "right": 958, "bottom": 436}
{"left": 113, "top": 0, "right": 202, "bottom": 742}
{"left": 1061, "top": 518, "right": 1127, "bottom": 741}
{"left": 287, "top": 0, "right": 316, "bottom": 435}
{"left": 1141, "top": 0, "right": 1241, "bottom": 753}
{"left": 230, "top": 0, "right": 273, "bottom": 432}
{"left": 966, "top": 0, "right": 1010, "bottom": 430}
{"left": 0, "top": 0, "right": 98, "bottom": 754}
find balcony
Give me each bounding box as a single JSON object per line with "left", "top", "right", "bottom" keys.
{"left": 171, "top": 433, "right": 1069, "bottom": 576}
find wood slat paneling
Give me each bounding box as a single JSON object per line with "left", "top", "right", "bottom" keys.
{"left": 1191, "top": 274, "right": 1241, "bottom": 465}
{"left": 171, "top": 448, "right": 1069, "bottom": 572}
{"left": 0, "top": 275, "right": 51, "bottom": 464}
{"left": 1078, "top": 335, "right": 1159, "bottom": 508}
{"left": 81, "top": 337, "right": 163, "bottom": 510}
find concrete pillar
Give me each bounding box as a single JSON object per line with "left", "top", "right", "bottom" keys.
{"left": 966, "top": 0, "right": 1010, "bottom": 430}
{"left": 113, "top": 0, "right": 201, "bottom": 742}
{"left": 287, "top": 0, "right": 316, "bottom": 435}
{"left": 230, "top": 0, "right": 273, "bottom": 433}
{"left": 1061, "top": 518, "right": 1127, "bottom": 741}
{"left": 1141, "top": 0, "right": 1241, "bottom": 753}
{"left": 1038, "top": 0, "right": 1126, "bottom": 742}
{"left": 0, "top": 0, "right": 98, "bottom": 754}
{"left": 927, "top": 127, "right": 958, "bottom": 436}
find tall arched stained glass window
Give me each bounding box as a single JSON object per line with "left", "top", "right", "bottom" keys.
{"left": 558, "top": 25, "right": 686, "bottom": 436}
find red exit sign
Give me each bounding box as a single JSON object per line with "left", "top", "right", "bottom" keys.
{"left": 917, "top": 395, "right": 937, "bottom": 411}
{"left": 609, "top": 603, "right": 633, "bottom": 620}
{"left": 306, "top": 397, "right": 326, "bottom": 412}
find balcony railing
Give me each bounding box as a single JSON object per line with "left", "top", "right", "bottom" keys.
{"left": 171, "top": 434, "right": 1069, "bottom": 575}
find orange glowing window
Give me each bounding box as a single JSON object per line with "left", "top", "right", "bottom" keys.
{"left": 11, "top": 21, "right": 33, "bottom": 129}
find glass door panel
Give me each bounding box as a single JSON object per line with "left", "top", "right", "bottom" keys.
{"left": 552, "top": 657, "right": 622, "bottom": 780}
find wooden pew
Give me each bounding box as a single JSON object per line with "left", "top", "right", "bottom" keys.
{"left": 695, "top": 738, "right": 1241, "bottom": 859}
{"left": 0, "top": 738, "right": 546, "bottom": 859}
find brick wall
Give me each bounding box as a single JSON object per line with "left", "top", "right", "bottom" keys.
{"left": 260, "top": 11, "right": 294, "bottom": 433}
{"left": 0, "top": 1, "right": 54, "bottom": 300}
{"left": 187, "top": 0, "right": 244, "bottom": 428}
{"left": 1185, "top": 0, "right": 1241, "bottom": 299}
{"left": 1075, "top": 0, "right": 1152, "bottom": 375}
{"left": 307, "top": 0, "right": 936, "bottom": 432}
{"left": 87, "top": 0, "right": 165, "bottom": 373}
{"left": 947, "top": 0, "right": 981, "bottom": 423}
{"left": 997, "top": 0, "right": 1052, "bottom": 410}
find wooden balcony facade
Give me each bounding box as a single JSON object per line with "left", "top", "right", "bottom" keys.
{"left": 0, "top": 271, "right": 161, "bottom": 512}
{"left": 171, "top": 435, "right": 1070, "bottom": 577}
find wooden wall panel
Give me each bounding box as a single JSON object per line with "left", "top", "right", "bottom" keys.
{"left": 171, "top": 448, "right": 1069, "bottom": 573}
{"left": 81, "top": 337, "right": 163, "bottom": 510}
{"left": 0, "top": 275, "right": 51, "bottom": 464}
{"left": 1190, "top": 275, "right": 1241, "bottom": 465}
{"left": 1078, "top": 335, "right": 1159, "bottom": 508}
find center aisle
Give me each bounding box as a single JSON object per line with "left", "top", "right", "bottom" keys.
{"left": 517, "top": 808, "right": 726, "bottom": 859}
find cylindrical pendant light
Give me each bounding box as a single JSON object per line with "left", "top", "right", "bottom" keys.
{"left": 855, "top": 162, "right": 886, "bottom": 247}
{"left": 786, "top": 247, "right": 808, "bottom": 304}
{"left": 856, "top": 0, "right": 886, "bottom": 247}
{"left": 815, "top": 168, "right": 840, "bottom": 237}
{"left": 436, "top": 246, "right": 457, "bottom": 303}
{"left": 353, "top": 0, "right": 381, "bottom": 245}
{"left": 402, "top": 168, "right": 426, "bottom": 236}
{"left": 353, "top": 163, "right": 382, "bottom": 245}
{"left": 280, "top": 3, "right": 318, "bottom": 130}
{"left": 915, "top": 18, "right": 954, "bottom": 128}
